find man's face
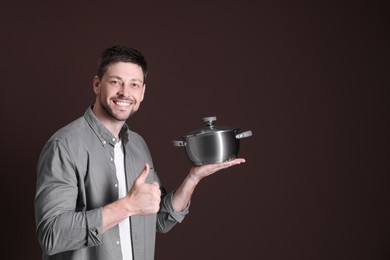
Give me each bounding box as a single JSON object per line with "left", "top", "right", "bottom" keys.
{"left": 93, "top": 62, "right": 145, "bottom": 122}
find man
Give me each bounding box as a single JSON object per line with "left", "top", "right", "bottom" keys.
{"left": 35, "top": 45, "right": 245, "bottom": 260}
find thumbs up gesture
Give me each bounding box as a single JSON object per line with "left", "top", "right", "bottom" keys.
{"left": 126, "top": 163, "right": 161, "bottom": 216}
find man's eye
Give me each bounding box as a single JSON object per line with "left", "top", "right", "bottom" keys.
{"left": 132, "top": 83, "right": 140, "bottom": 88}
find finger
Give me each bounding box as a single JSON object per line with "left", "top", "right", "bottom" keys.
{"left": 151, "top": 181, "right": 161, "bottom": 193}
{"left": 215, "top": 158, "right": 246, "bottom": 168}
{"left": 223, "top": 158, "right": 246, "bottom": 167}
{"left": 151, "top": 181, "right": 160, "bottom": 188}
{"left": 211, "top": 158, "right": 246, "bottom": 167}
{"left": 196, "top": 158, "right": 246, "bottom": 174}
{"left": 233, "top": 158, "right": 246, "bottom": 164}
{"left": 134, "top": 163, "right": 150, "bottom": 185}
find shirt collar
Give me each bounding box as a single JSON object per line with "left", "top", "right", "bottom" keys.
{"left": 83, "top": 106, "right": 129, "bottom": 147}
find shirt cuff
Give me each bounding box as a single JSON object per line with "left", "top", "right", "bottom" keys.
{"left": 85, "top": 208, "right": 103, "bottom": 246}
{"left": 160, "top": 191, "right": 190, "bottom": 223}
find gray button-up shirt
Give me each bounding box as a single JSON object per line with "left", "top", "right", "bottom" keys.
{"left": 35, "top": 107, "right": 189, "bottom": 260}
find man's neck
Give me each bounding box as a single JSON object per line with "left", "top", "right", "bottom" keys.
{"left": 92, "top": 105, "right": 124, "bottom": 140}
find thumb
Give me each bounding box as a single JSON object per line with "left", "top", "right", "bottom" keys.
{"left": 135, "top": 163, "right": 150, "bottom": 185}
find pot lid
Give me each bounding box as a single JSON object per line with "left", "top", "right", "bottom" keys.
{"left": 184, "top": 116, "right": 238, "bottom": 137}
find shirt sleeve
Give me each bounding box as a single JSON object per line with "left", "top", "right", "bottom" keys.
{"left": 35, "top": 140, "right": 103, "bottom": 256}
{"left": 156, "top": 189, "right": 190, "bottom": 233}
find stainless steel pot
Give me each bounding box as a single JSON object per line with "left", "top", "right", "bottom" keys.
{"left": 172, "top": 116, "right": 252, "bottom": 166}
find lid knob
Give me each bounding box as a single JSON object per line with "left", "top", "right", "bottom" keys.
{"left": 202, "top": 116, "right": 217, "bottom": 127}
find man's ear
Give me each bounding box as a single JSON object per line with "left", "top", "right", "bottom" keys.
{"left": 93, "top": 76, "right": 100, "bottom": 94}
{"left": 140, "top": 83, "right": 146, "bottom": 102}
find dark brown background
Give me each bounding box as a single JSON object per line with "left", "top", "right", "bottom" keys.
{"left": 1, "top": 1, "right": 389, "bottom": 259}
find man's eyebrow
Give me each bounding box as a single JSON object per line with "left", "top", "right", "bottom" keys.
{"left": 107, "top": 75, "right": 123, "bottom": 81}
{"left": 130, "top": 78, "right": 144, "bottom": 84}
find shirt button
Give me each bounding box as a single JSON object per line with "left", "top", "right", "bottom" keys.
{"left": 91, "top": 228, "right": 98, "bottom": 235}
{"left": 112, "top": 138, "right": 116, "bottom": 142}
{"left": 110, "top": 157, "right": 113, "bottom": 161}
{"left": 115, "top": 184, "right": 118, "bottom": 188}
{"left": 103, "top": 140, "right": 107, "bottom": 145}
{"left": 116, "top": 241, "right": 120, "bottom": 245}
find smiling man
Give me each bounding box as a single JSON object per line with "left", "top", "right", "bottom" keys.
{"left": 34, "top": 45, "right": 245, "bottom": 260}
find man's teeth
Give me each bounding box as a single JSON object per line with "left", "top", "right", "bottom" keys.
{"left": 115, "top": 101, "right": 130, "bottom": 106}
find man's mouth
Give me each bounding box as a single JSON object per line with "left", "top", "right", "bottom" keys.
{"left": 113, "top": 100, "right": 132, "bottom": 107}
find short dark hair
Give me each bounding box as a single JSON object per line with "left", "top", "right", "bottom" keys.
{"left": 97, "top": 45, "right": 148, "bottom": 83}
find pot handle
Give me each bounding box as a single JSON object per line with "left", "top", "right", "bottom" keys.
{"left": 235, "top": 130, "right": 253, "bottom": 139}
{"left": 172, "top": 140, "right": 186, "bottom": 147}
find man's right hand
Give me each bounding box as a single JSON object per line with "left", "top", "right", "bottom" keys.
{"left": 126, "top": 163, "right": 161, "bottom": 216}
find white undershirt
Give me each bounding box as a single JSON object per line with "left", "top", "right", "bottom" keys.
{"left": 114, "top": 140, "right": 133, "bottom": 260}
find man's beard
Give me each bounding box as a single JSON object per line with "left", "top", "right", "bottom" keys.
{"left": 100, "top": 98, "right": 137, "bottom": 121}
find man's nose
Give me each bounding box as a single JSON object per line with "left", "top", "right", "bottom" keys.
{"left": 118, "top": 83, "right": 132, "bottom": 97}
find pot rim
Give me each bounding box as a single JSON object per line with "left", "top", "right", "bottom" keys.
{"left": 183, "top": 127, "right": 239, "bottom": 138}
